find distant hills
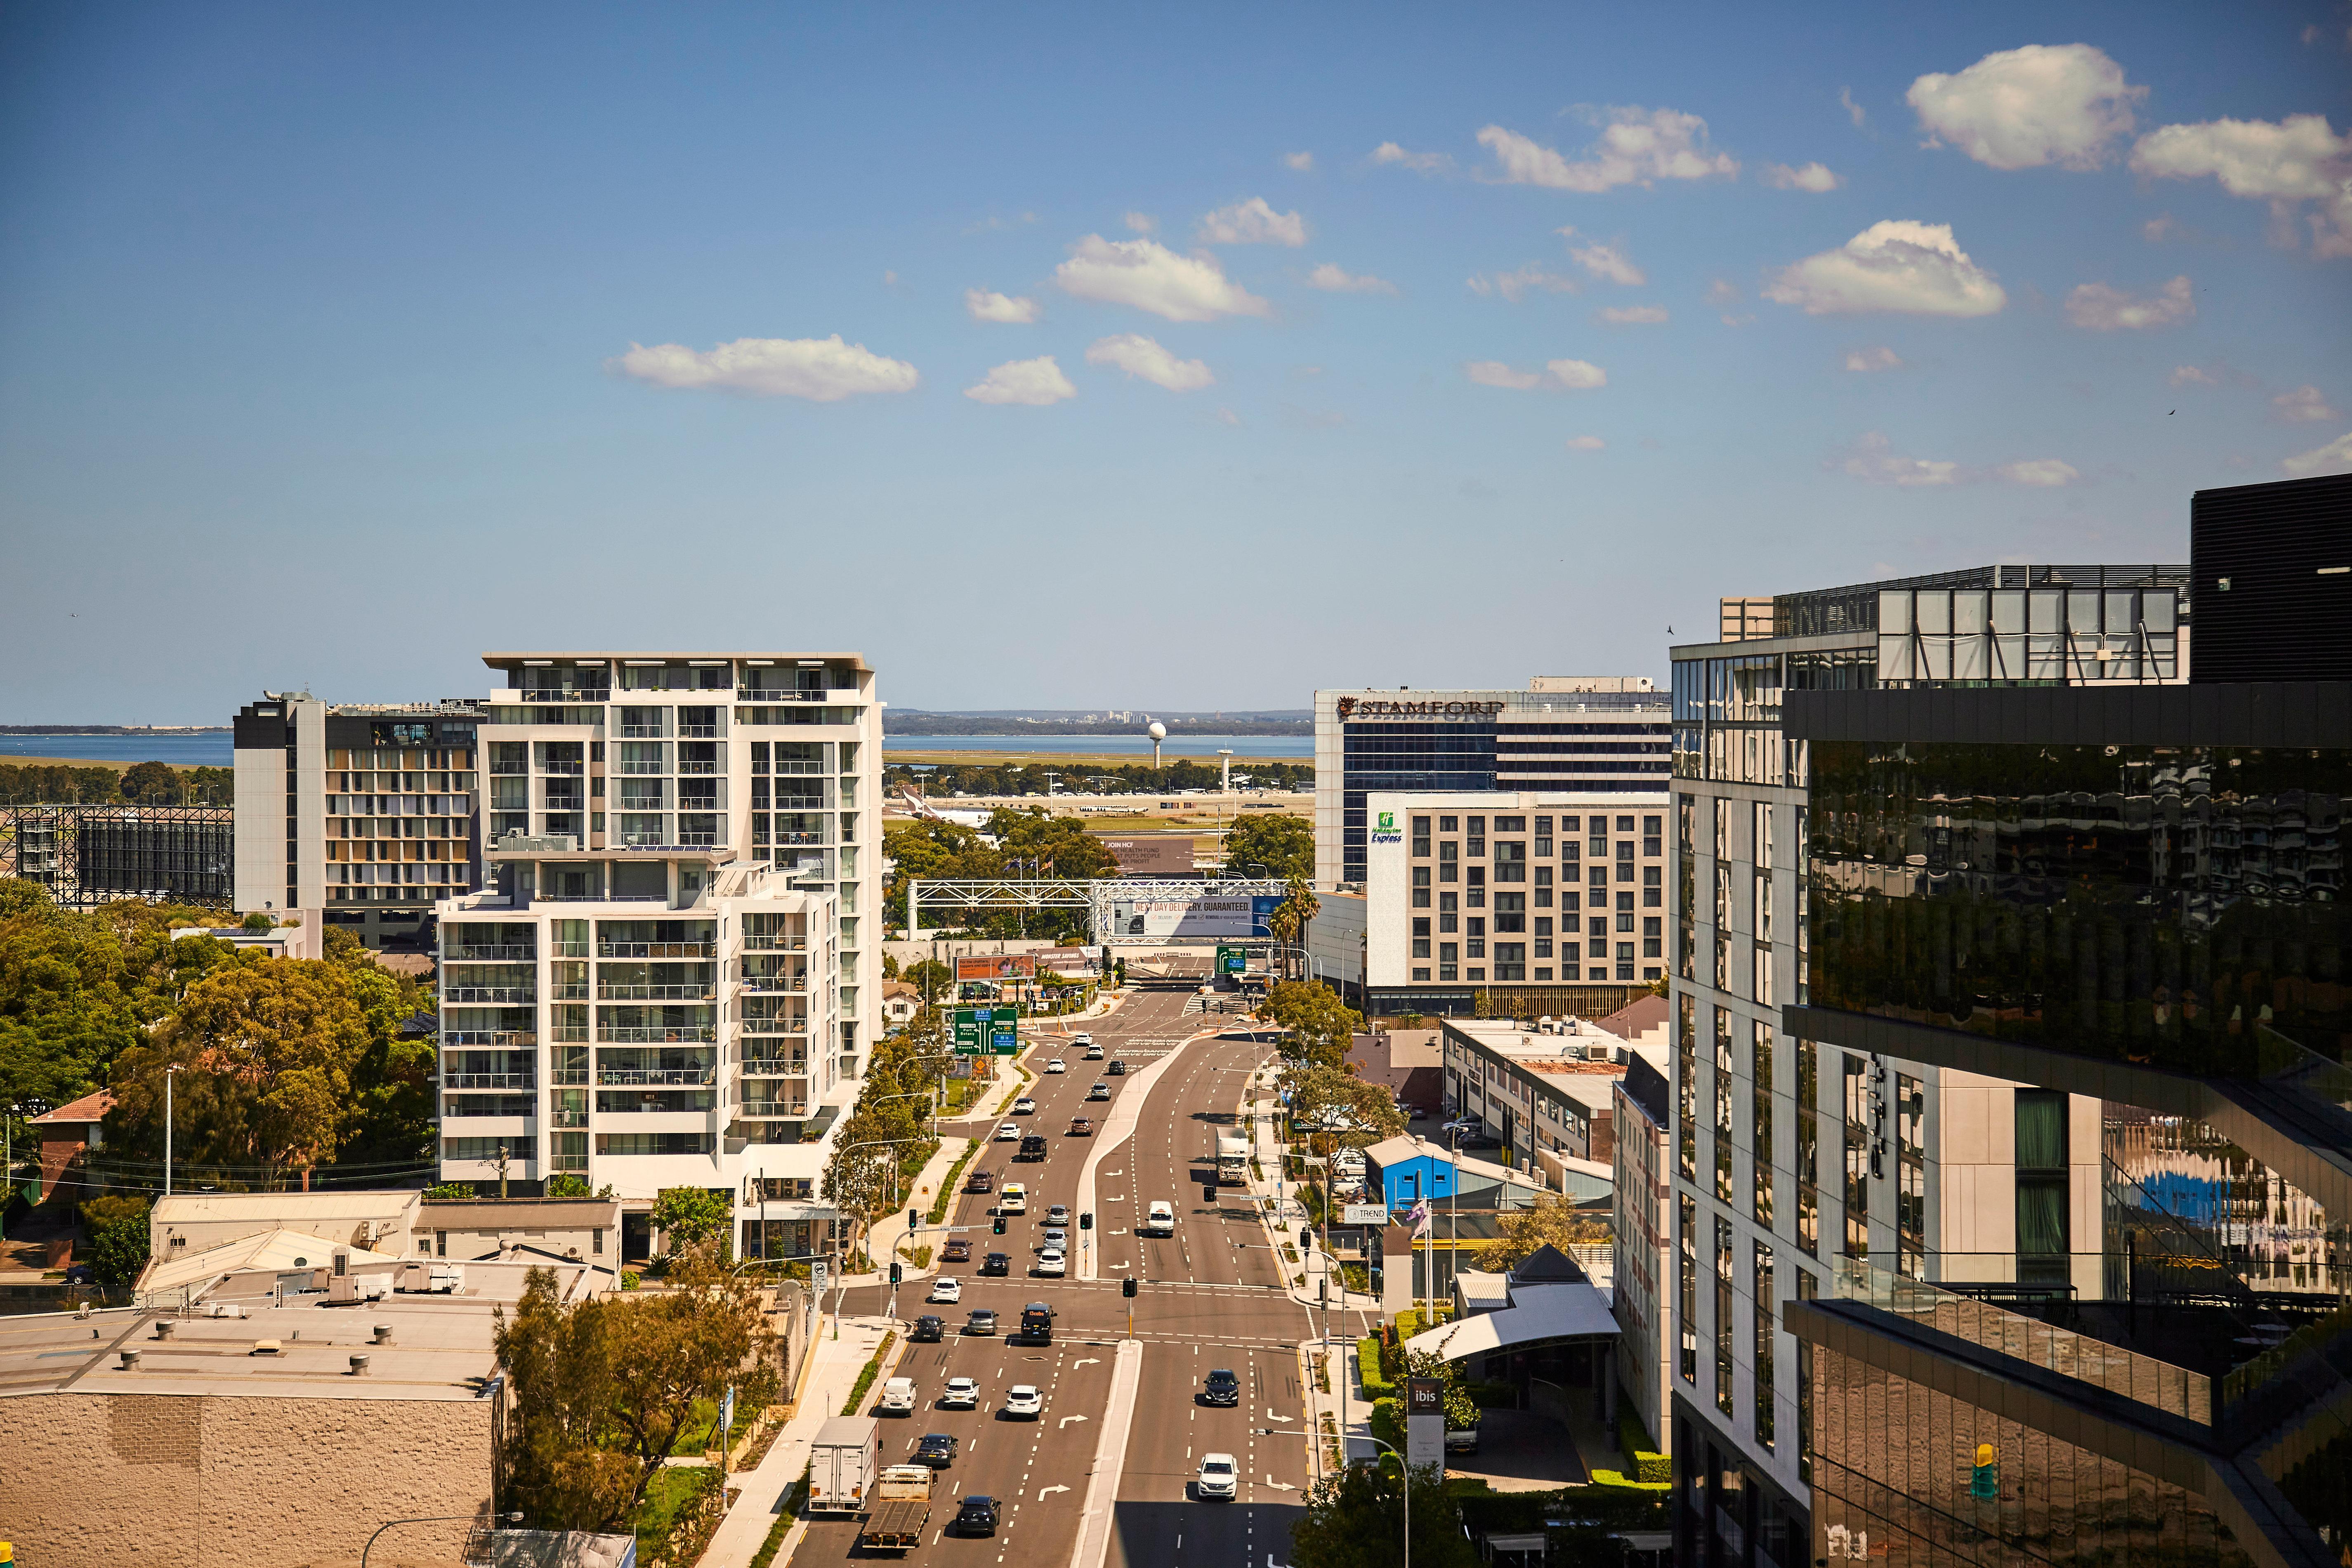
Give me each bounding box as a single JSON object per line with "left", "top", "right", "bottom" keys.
{"left": 885, "top": 709, "right": 1311, "bottom": 736}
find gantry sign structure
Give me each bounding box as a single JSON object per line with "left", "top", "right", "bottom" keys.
{"left": 0, "top": 804, "right": 235, "bottom": 911}
{"left": 903, "top": 877, "right": 1291, "bottom": 946}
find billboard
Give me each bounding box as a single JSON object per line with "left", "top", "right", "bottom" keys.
{"left": 1100, "top": 835, "right": 1195, "bottom": 875}
{"left": 1340, "top": 1203, "right": 1391, "bottom": 1226}
{"left": 1102, "top": 893, "right": 1279, "bottom": 944}
{"left": 956, "top": 955, "right": 1036, "bottom": 982}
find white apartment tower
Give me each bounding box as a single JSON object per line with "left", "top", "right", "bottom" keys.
{"left": 432, "top": 652, "right": 883, "bottom": 1260}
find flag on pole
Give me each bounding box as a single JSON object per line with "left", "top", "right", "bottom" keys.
{"left": 1406, "top": 1198, "right": 1431, "bottom": 1238}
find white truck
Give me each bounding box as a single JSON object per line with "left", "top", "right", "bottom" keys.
{"left": 807, "top": 1415, "right": 882, "bottom": 1514}
{"left": 858, "top": 1464, "right": 936, "bottom": 1552}
{"left": 1216, "top": 1134, "right": 1251, "bottom": 1185}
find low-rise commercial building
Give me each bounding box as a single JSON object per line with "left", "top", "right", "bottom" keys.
{"left": 1441, "top": 1016, "right": 1666, "bottom": 1188}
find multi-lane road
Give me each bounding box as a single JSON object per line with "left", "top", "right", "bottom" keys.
{"left": 807, "top": 986, "right": 1364, "bottom": 1567}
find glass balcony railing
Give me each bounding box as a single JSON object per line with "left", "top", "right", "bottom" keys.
{"left": 552, "top": 1067, "right": 589, "bottom": 1085}
{"left": 444, "top": 986, "right": 536, "bottom": 1004}
{"left": 444, "top": 1071, "right": 536, "bottom": 1090}
{"left": 441, "top": 1030, "right": 536, "bottom": 1049}
{"left": 678, "top": 724, "right": 718, "bottom": 738}
{"left": 596, "top": 1026, "right": 716, "bottom": 1043}
{"left": 742, "top": 934, "right": 807, "bottom": 952}
{"left": 738, "top": 688, "right": 828, "bottom": 703}
{"left": 444, "top": 945, "right": 533, "bottom": 962}
{"left": 739, "top": 1101, "right": 808, "bottom": 1119}
{"left": 597, "top": 983, "right": 715, "bottom": 1001}
{"left": 596, "top": 1066, "right": 715, "bottom": 1086}
{"left": 739, "top": 1057, "right": 809, "bottom": 1076}
{"left": 598, "top": 941, "right": 715, "bottom": 958}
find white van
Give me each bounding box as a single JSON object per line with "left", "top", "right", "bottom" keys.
{"left": 878, "top": 1376, "right": 918, "bottom": 1415}
{"left": 1144, "top": 1200, "right": 1176, "bottom": 1237}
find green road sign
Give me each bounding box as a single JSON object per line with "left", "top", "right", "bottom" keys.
{"left": 990, "top": 1007, "right": 1020, "bottom": 1055}
{"left": 953, "top": 1009, "right": 984, "bottom": 1054}
{"left": 1215, "top": 944, "right": 1246, "bottom": 975}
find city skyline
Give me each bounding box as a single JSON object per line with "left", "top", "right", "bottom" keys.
{"left": 3, "top": 4, "right": 2347, "bottom": 725}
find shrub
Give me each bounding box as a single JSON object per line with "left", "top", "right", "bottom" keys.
{"left": 1357, "top": 1337, "right": 1393, "bottom": 1398}
{"left": 620, "top": 1269, "right": 642, "bottom": 1290}
{"left": 1617, "top": 1408, "right": 1668, "bottom": 1483}
{"left": 80, "top": 1195, "right": 151, "bottom": 1286}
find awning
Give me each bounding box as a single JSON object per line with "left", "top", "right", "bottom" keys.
{"left": 1403, "top": 1280, "right": 1618, "bottom": 1361}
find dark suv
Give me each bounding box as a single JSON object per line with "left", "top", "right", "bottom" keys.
{"left": 911, "top": 1315, "right": 944, "bottom": 1343}
{"left": 1106, "top": 1060, "right": 1127, "bottom": 1075}
{"left": 954, "top": 1495, "right": 1000, "bottom": 1536}
{"left": 1201, "top": 1368, "right": 1240, "bottom": 1406}
{"left": 981, "top": 1252, "right": 1010, "bottom": 1276}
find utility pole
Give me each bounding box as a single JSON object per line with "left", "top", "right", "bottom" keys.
{"left": 164, "top": 1065, "right": 181, "bottom": 1198}
{"left": 497, "top": 1144, "right": 510, "bottom": 1200}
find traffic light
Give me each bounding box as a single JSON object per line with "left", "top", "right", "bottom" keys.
{"left": 1121, "top": 1276, "right": 1137, "bottom": 1298}
{"left": 907, "top": 1209, "right": 918, "bottom": 1232}
{"left": 1203, "top": 1183, "right": 1217, "bottom": 1203}
{"left": 889, "top": 1261, "right": 902, "bottom": 1285}
{"left": 1970, "top": 1443, "right": 1998, "bottom": 1501}
{"left": 994, "top": 1215, "right": 1007, "bottom": 1234}
{"left": 1079, "top": 1212, "right": 1093, "bottom": 1231}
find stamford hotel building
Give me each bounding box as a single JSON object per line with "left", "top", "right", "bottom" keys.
{"left": 1669, "top": 473, "right": 2352, "bottom": 1568}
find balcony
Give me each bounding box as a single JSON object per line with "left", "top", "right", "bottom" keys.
{"left": 551, "top": 1153, "right": 588, "bottom": 1172}
{"left": 617, "top": 761, "right": 666, "bottom": 775}
{"left": 738, "top": 1101, "right": 809, "bottom": 1119}
{"left": 597, "top": 1067, "right": 715, "bottom": 1086}
{"left": 445, "top": 1072, "right": 535, "bottom": 1090}
{"left": 742, "top": 934, "right": 808, "bottom": 952}
{"left": 445, "top": 945, "right": 533, "bottom": 962}
{"left": 540, "top": 759, "right": 585, "bottom": 776}
{"left": 550, "top": 983, "right": 589, "bottom": 1000}
{"left": 552, "top": 941, "right": 590, "bottom": 957}
{"left": 739, "top": 969, "right": 808, "bottom": 993}
{"left": 620, "top": 724, "right": 665, "bottom": 739}
{"left": 441, "top": 1030, "right": 537, "bottom": 1049}
{"left": 739, "top": 1058, "right": 808, "bottom": 1077}
{"left": 599, "top": 941, "right": 715, "bottom": 959}
{"left": 552, "top": 1068, "right": 589, "bottom": 1085}
{"left": 678, "top": 759, "right": 717, "bottom": 776}
{"left": 444, "top": 986, "right": 536, "bottom": 1005}
{"left": 597, "top": 983, "right": 715, "bottom": 1001}
{"left": 737, "top": 688, "right": 828, "bottom": 703}
{"left": 551, "top": 1110, "right": 589, "bottom": 1128}
{"left": 596, "top": 1026, "right": 716, "bottom": 1044}
{"left": 677, "top": 723, "right": 718, "bottom": 738}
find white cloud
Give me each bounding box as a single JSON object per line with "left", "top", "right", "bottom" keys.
{"left": 2130, "top": 114, "right": 2352, "bottom": 256}
{"left": 2284, "top": 430, "right": 2352, "bottom": 476}
{"left": 1465, "top": 358, "right": 1607, "bottom": 391}
{"left": 612, "top": 335, "right": 920, "bottom": 401}
{"left": 1123, "top": 211, "right": 1157, "bottom": 234}
{"left": 1596, "top": 305, "right": 1669, "bottom": 325}
{"left": 1763, "top": 161, "right": 1843, "bottom": 191}
{"left": 965, "top": 288, "right": 1041, "bottom": 324}
{"left": 1845, "top": 346, "right": 1904, "bottom": 373}
{"left": 1214, "top": 406, "right": 1242, "bottom": 427}
{"left": 2275, "top": 384, "right": 2341, "bottom": 423}
{"left": 1705, "top": 278, "right": 1741, "bottom": 306}
{"left": 1841, "top": 87, "right": 1868, "bottom": 130}
{"left": 963, "top": 356, "right": 1076, "bottom": 406}
{"left": 1565, "top": 435, "right": 1607, "bottom": 451}
{"left": 1563, "top": 233, "right": 1646, "bottom": 285}
{"left": 2143, "top": 214, "right": 2178, "bottom": 242}
{"left": 2063, "top": 276, "right": 2194, "bottom": 330}
{"left": 2170, "top": 365, "right": 2218, "bottom": 387}
{"left": 1996, "top": 457, "right": 2082, "bottom": 487}
{"left": 1371, "top": 140, "right": 1453, "bottom": 173}
{"left": 1283, "top": 151, "right": 1316, "bottom": 173}
{"left": 1084, "top": 334, "right": 1214, "bottom": 392}
{"left": 1307, "top": 262, "right": 1398, "bottom": 295}
{"left": 1906, "top": 44, "right": 2144, "bottom": 170}
{"left": 1199, "top": 197, "right": 1308, "bottom": 247}
{"left": 1467, "top": 264, "right": 1580, "bottom": 302}
{"left": 1476, "top": 107, "right": 1739, "bottom": 192}
{"left": 1765, "top": 220, "right": 2007, "bottom": 316}
{"left": 1052, "top": 234, "right": 1272, "bottom": 322}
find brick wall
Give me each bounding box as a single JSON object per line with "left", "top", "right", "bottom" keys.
{"left": 9, "top": 1391, "right": 492, "bottom": 1566}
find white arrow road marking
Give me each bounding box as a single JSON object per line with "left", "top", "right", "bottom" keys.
{"left": 1036, "top": 1484, "right": 1070, "bottom": 1498}
{"left": 1073, "top": 1358, "right": 1101, "bottom": 1368}
{"left": 1059, "top": 1414, "right": 1088, "bottom": 1427}
{"left": 1111, "top": 1261, "right": 1131, "bottom": 1269}
{"left": 1265, "top": 1413, "right": 1290, "bottom": 1422}
{"left": 1265, "top": 1478, "right": 1297, "bottom": 1490}
{"left": 1110, "top": 1229, "right": 1128, "bottom": 1236}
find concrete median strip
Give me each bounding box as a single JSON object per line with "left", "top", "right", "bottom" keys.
{"left": 1067, "top": 1337, "right": 1143, "bottom": 1568}
{"left": 1073, "top": 1023, "right": 1219, "bottom": 1279}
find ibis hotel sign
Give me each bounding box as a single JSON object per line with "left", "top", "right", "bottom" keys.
{"left": 1335, "top": 697, "right": 1505, "bottom": 721}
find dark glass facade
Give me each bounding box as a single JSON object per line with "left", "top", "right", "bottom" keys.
{"left": 1807, "top": 740, "right": 2348, "bottom": 1078}
{"left": 1342, "top": 722, "right": 1497, "bottom": 881}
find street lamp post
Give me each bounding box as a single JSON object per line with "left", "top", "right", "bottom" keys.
{"left": 164, "top": 1064, "right": 182, "bottom": 1198}
{"left": 360, "top": 1513, "right": 521, "bottom": 1568}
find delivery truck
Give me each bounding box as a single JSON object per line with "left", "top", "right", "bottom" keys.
{"left": 857, "top": 1464, "right": 937, "bottom": 1552}
{"left": 807, "top": 1415, "right": 882, "bottom": 1514}
{"left": 1216, "top": 1134, "right": 1250, "bottom": 1185}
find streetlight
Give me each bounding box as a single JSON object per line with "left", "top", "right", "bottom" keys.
{"left": 164, "top": 1064, "right": 183, "bottom": 1198}
{"left": 361, "top": 1514, "right": 522, "bottom": 1568}
{"left": 1260, "top": 1422, "right": 1416, "bottom": 1567}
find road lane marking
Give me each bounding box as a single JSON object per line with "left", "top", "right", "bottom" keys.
{"left": 1037, "top": 1484, "right": 1070, "bottom": 1498}
{"left": 1059, "top": 1413, "right": 1088, "bottom": 1427}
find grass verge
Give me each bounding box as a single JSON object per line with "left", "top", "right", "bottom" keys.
{"left": 635, "top": 1466, "right": 723, "bottom": 1565}
{"left": 928, "top": 1141, "right": 980, "bottom": 1224}
{"left": 840, "top": 1329, "right": 898, "bottom": 1417}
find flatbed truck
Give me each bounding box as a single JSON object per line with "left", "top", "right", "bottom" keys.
{"left": 857, "top": 1464, "right": 936, "bottom": 1552}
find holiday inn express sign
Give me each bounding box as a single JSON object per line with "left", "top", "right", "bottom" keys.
{"left": 1334, "top": 697, "right": 1505, "bottom": 720}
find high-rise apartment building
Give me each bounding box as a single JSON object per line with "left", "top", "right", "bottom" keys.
{"left": 1667, "top": 561, "right": 2191, "bottom": 1562}
{"left": 429, "top": 652, "right": 883, "bottom": 1259}
{"left": 1314, "top": 678, "right": 1670, "bottom": 888}
{"left": 231, "top": 694, "right": 487, "bottom": 946}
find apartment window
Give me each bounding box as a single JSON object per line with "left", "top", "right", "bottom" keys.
{"left": 1897, "top": 1073, "right": 1925, "bottom": 1278}
{"left": 1439, "top": 942, "right": 1458, "bottom": 981}
{"left": 1843, "top": 1055, "right": 1871, "bottom": 1259}
{"left": 1467, "top": 816, "right": 1485, "bottom": 856}
{"left": 1413, "top": 967, "right": 1431, "bottom": 982}
{"left": 592, "top": 1228, "right": 604, "bottom": 1255}
{"left": 1492, "top": 841, "right": 1526, "bottom": 882}
{"left": 1412, "top": 815, "right": 1431, "bottom": 856}
{"left": 1713, "top": 1007, "right": 1735, "bottom": 1205}
{"left": 1616, "top": 898, "right": 1635, "bottom": 933}
{"left": 1588, "top": 821, "right": 1607, "bottom": 858}
{"left": 1616, "top": 814, "right": 1634, "bottom": 833}
{"left": 1752, "top": 1021, "right": 1775, "bottom": 1227}
{"left": 1588, "top": 865, "right": 1608, "bottom": 900}
{"left": 1615, "top": 841, "right": 1635, "bottom": 883}
{"left": 1534, "top": 816, "right": 1552, "bottom": 857}
{"left": 1438, "top": 815, "right": 1457, "bottom": 833}
{"left": 1532, "top": 864, "right": 1552, "bottom": 908}
{"left": 1466, "top": 918, "right": 1485, "bottom": 959}
{"left": 1493, "top": 892, "right": 1526, "bottom": 933}
{"left": 1412, "top": 937, "right": 1431, "bottom": 960}
{"left": 1411, "top": 865, "right": 1431, "bottom": 908}
{"left": 2017, "top": 1089, "right": 2068, "bottom": 1288}
{"left": 1644, "top": 814, "right": 1663, "bottom": 856}
{"left": 1676, "top": 994, "right": 1697, "bottom": 1181}
{"left": 1795, "top": 1037, "right": 1820, "bottom": 1257}
{"left": 1713, "top": 797, "right": 1729, "bottom": 858}
{"left": 1439, "top": 842, "right": 1458, "bottom": 881}
{"left": 1714, "top": 1216, "right": 1736, "bottom": 1417}
{"left": 1753, "top": 1242, "right": 1776, "bottom": 1448}
{"left": 435, "top": 1230, "right": 448, "bottom": 1257}
{"left": 1493, "top": 815, "right": 1525, "bottom": 833}
{"left": 1642, "top": 865, "right": 1662, "bottom": 909}
{"left": 1642, "top": 916, "right": 1662, "bottom": 958}
{"left": 1677, "top": 1195, "right": 1698, "bottom": 1382}
{"left": 1439, "top": 891, "right": 1458, "bottom": 934}
{"left": 1493, "top": 943, "right": 1526, "bottom": 980}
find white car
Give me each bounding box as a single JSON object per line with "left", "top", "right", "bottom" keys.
{"left": 1144, "top": 1200, "right": 1176, "bottom": 1237}
{"left": 1044, "top": 1059, "right": 1067, "bottom": 1074}
{"left": 1012, "top": 1096, "right": 1037, "bottom": 1115}
{"left": 998, "top": 1184, "right": 1027, "bottom": 1214}
{"left": 1004, "top": 1384, "right": 1043, "bottom": 1419}
{"left": 1036, "top": 1248, "right": 1066, "bottom": 1277}
{"left": 1196, "top": 1454, "right": 1238, "bottom": 1500}
{"left": 994, "top": 1122, "right": 1021, "bottom": 1141}
{"left": 878, "top": 1377, "right": 918, "bottom": 1414}
{"left": 928, "top": 1277, "right": 962, "bottom": 1304}
{"left": 941, "top": 1376, "right": 980, "bottom": 1409}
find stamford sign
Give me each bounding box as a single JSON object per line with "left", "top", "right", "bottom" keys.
{"left": 1334, "top": 697, "right": 1506, "bottom": 721}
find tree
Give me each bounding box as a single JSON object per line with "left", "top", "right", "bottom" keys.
{"left": 1264, "top": 981, "right": 1361, "bottom": 1070}
{"left": 1265, "top": 875, "right": 1321, "bottom": 980}
{"left": 881, "top": 950, "right": 900, "bottom": 980}
{"left": 1474, "top": 1194, "right": 1607, "bottom": 1273}
{"left": 118, "top": 760, "right": 183, "bottom": 805}
{"left": 1289, "top": 1460, "right": 1474, "bottom": 1568}
{"left": 1284, "top": 1063, "right": 1403, "bottom": 1148}
{"left": 902, "top": 958, "right": 952, "bottom": 1000}
{"left": 547, "top": 1174, "right": 616, "bottom": 1199}
{"left": 652, "top": 1187, "right": 731, "bottom": 1255}
{"left": 424, "top": 1181, "right": 475, "bottom": 1200}
{"left": 1223, "top": 812, "right": 1314, "bottom": 881}
{"left": 81, "top": 1194, "right": 151, "bottom": 1285}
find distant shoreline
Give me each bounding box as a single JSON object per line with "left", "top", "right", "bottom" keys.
{"left": 0, "top": 726, "right": 231, "bottom": 735}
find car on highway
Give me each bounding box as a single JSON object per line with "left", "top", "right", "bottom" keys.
{"left": 1045, "top": 1204, "right": 1070, "bottom": 1224}
{"left": 1201, "top": 1368, "right": 1240, "bottom": 1406}
{"left": 1003, "top": 1384, "right": 1043, "bottom": 1419}
{"left": 1071, "top": 1032, "right": 1093, "bottom": 1049}
{"left": 1018, "top": 1134, "right": 1048, "bottom": 1161}
{"left": 911, "top": 1314, "right": 944, "bottom": 1342}
{"left": 913, "top": 1433, "right": 958, "bottom": 1469}
{"left": 878, "top": 1377, "right": 918, "bottom": 1415}
{"left": 941, "top": 1376, "right": 980, "bottom": 1408}
{"left": 1044, "top": 1059, "right": 1067, "bottom": 1074}
{"left": 953, "top": 1495, "right": 1000, "bottom": 1536}
{"left": 1036, "top": 1248, "right": 1066, "bottom": 1276}
{"left": 1106, "top": 1060, "right": 1127, "bottom": 1075}
{"left": 1087, "top": 1082, "right": 1111, "bottom": 1101}
{"left": 998, "top": 1184, "right": 1027, "bottom": 1213}
{"left": 1195, "top": 1454, "right": 1238, "bottom": 1500}
{"left": 963, "top": 1308, "right": 998, "bottom": 1336}
{"left": 1084, "top": 1043, "right": 1105, "bottom": 1059}
{"left": 966, "top": 1169, "right": 996, "bottom": 1194}
{"left": 1040, "top": 1226, "right": 1066, "bottom": 1248}
{"left": 993, "top": 1122, "right": 1021, "bottom": 1141}
{"left": 1143, "top": 1200, "right": 1176, "bottom": 1237}
{"left": 1067, "top": 1117, "right": 1094, "bottom": 1136}
{"left": 981, "top": 1252, "right": 1010, "bottom": 1276}
{"left": 1012, "top": 1096, "right": 1037, "bottom": 1115}
{"left": 927, "top": 1277, "right": 962, "bottom": 1303}
{"left": 942, "top": 1238, "right": 972, "bottom": 1264}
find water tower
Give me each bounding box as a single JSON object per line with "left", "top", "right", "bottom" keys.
{"left": 1147, "top": 720, "right": 1167, "bottom": 769}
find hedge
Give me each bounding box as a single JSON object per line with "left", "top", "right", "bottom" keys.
{"left": 840, "top": 1330, "right": 897, "bottom": 1416}
{"left": 1357, "top": 1337, "right": 1393, "bottom": 1398}
{"left": 1617, "top": 1407, "right": 1669, "bottom": 1484}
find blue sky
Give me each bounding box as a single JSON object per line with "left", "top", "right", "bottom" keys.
{"left": 2, "top": 2, "right": 2347, "bottom": 722}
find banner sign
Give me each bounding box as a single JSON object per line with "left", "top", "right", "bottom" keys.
{"left": 1340, "top": 1204, "right": 1391, "bottom": 1226}
{"left": 957, "top": 955, "right": 1035, "bottom": 982}
{"left": 1104, "top": 894, "right": 1279, "bottom": 942}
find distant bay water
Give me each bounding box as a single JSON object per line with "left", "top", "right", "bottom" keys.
{"left": 0, "top": 730, "right": 1309, "bottom": 768}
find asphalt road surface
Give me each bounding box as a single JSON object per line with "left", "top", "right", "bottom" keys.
{"left": 809, "top": 986, "right": 1366, "bottom": 1567}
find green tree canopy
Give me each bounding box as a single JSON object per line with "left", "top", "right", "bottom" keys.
{"left": 1284, "top": 1062, "right": 1404, "bottom": 1148}
{"left": 1264, "top": 981, "right": 1361, "bottom": 1071}
{"left": 1473, "top": 1195, "right": 1607, "bottom": 1273}
{"left": 118, "top": 760, "right": 183, "bottom": 804}
{"left": 652, "top": 1187, "right": 731, "bottom": 1254}
{"left": 1222, "top": 812, "right": 1314, "bottom": 881}
{"left": 1289, "top": 1459, "right": 1474, "bottom": 1568}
